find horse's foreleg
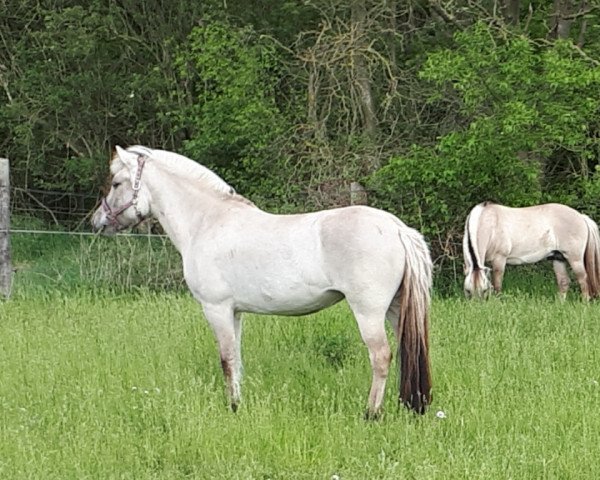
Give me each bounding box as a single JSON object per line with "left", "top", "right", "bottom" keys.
{"left": 350, "top": 306, "right": 391, "bottom": 420}
{"left": 492, "top": 258, "right": 506, "bottom": 294}
{"left": 203, "top": 304, "right": 243, "bottom": 411}
{"left": 553, "top": 260, "right": 571, "bottom": 301}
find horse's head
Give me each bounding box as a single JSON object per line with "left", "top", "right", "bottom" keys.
{"left": 92, "top": 146, "right": 152, "bottom": 234}
{"left": 463, "top": 265, "right": 492, "bottom": 299}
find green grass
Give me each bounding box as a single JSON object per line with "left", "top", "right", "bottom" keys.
{"left": 3, "top": 229, "right": 599, "bottom": 478}
{"left": 1, "top": 290, "right": 600, "bottom": 479}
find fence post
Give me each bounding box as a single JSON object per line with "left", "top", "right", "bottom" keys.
{"left": 0, "top": 158, "right": 11, "bottom": 299}
{"left": 350, "top": 181, "right": 368, "bottom": 206}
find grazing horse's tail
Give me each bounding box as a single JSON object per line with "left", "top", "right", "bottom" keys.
{"left": 397, "top": 227, "right": 432, "bottom": 414}
{"left": 463, "top": 203, "right": 491, "bottom": 297}
{"left": 583, "top": 215, "right": 600, "bottom": 299}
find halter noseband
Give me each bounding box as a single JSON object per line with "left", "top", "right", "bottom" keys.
{"left": 101, "top": 155, "right": 147, "bottom": 230}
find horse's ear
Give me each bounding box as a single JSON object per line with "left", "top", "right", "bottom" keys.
{"left": 114, "top": 146, "right": 138, "bottom": 171}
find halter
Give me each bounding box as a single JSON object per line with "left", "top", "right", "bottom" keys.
{"left": 101, "top": 155, "right": 147, "bottom": 230}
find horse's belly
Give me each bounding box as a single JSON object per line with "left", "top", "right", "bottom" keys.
{"left": 235, "top": 288, "right": 344, "bottom": 316}
{"left": 506, "top": 249, "right": 550, "bottom": 265}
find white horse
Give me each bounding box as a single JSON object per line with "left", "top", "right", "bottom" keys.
{"left": 92, "top": 145, "right": 433, "bottom": 417}
{"left": 463, "top": 201, "right": 600, "bottom": 300}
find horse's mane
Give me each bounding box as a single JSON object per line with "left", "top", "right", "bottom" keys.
{"left": 113, "top": 145, "right": 254, "bottom": 206}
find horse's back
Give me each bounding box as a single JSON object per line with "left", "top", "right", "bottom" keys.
{"left": 480, "top": 202, "right": 588, "bottom": 262}
{"left": 184, "top": 205, "right": 426, "bottom": 315}
{"left": 489, "top": 203, "right": 585, "bottom": 232}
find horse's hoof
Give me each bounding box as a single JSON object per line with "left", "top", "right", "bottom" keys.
{"left": 230, "top": 402, "right": 238, "bottom": 413}
{"left": 363, "top": 409, "right": 382, "bottom": 421}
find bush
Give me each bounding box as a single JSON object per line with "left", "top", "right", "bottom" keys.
{"left": 368, "top": 22, "right": 600, "bottom": 253}
{"left": 172, "top": 19, "right": 295, "bottom": 207}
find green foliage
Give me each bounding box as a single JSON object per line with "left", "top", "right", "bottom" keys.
{"left": 173, "top": 20, "right": 294, "bottom": 204}
{"left": 369, "top": 140, "right": 541, "bottom": 240}
{"left": 3, "top": 2, "right": 600, "bottom": 227}
{"left": 369, "top": 23, "right": 600, "bottom": 244}
{"left": 0, "top": 1, "right": 191, "bottom": 192}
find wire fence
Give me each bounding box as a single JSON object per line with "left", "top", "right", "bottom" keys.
{"left": 4, "top": 186, "right": 557, "bottom": 298}
{"left": 10, "top": 186, "right": 101, "bottom": 231}
{"left": 3, "top": 185, "right": 472, "bottom": 295}
{"left": 7, "top": 229, "right": 166, "bottom": 238}
{"left": 5, "top": 185, "right": 467, "bottom": 252}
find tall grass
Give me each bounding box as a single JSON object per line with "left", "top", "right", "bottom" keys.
{"left": 2, "top": 291, "right": 600, "bottom": 478}
{"left": 78, "top": 234, "right": 185, "bottom": 292}
{"left": 10, "top": 229, "right": 184, "bottom": 295}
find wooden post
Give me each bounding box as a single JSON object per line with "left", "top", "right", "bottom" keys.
{"left": 0, "top": 158, "right": 11, "bottom": 299}
{"left": 350, "top": 181, "right": 368, "bottom": 206}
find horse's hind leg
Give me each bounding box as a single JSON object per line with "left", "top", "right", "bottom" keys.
{"left": 348, "top": 301, "right": 391, "bottom": 420}
{"left": 203, "top": 303, "right": 243, "bottom": 411}
{"left": 569, "top": 259, "right": 590, "bottom": 301}
{"left": 552, "top": 260, "right": 570, "bottom": 301}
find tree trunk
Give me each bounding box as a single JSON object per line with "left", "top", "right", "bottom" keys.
{"left": 307, "top": 62, "right": 326, "bottom": 141}
{"left": 351, "top": 0, "right": 377, "bottom": 139}
{"left": 502, "top": 0, "right": 521, "bottom": 26}
{"left": 385, "top": 0, "right": 397, "bottom": 72}
{"left": 549, "top": 0, "right": 574, "bottom": 39}
{"left": 577, "top": 0, "right": 588, "bottom": 47}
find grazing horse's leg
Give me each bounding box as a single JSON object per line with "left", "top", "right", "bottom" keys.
{"left": 348, "top": 302, "right": 391, "bottom": 420}
{"left": 234, "top": 312, "right": 243, "bottom": 383}
{"left": 552, "top": 260, "right": 570, "bottom": 301}
{"left": 491, "top": 258, "right": 507, "bottom": 294}
{"left": 569, "top": 259, "right": 590, "bottom": 301}
{"left": 203, "top": 303, "right": 242, "bottom": 411}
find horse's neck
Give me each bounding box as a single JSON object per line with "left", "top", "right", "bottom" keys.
{"left": 146, "top": 167, "right": 243, "bottom": 253}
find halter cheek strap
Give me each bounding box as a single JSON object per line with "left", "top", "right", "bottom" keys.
{"left": 101, "top": 155, "right": 147, "bottom": 230}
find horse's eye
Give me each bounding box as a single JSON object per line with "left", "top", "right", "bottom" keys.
{"left": 112, "top": 182, "right": 121, "bottom": 189}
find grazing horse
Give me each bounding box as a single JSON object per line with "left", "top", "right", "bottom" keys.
{"left": 91, "top": 146, "right": 433, "bottom": 417}
{"left": 463, "top": 201, "right": 600, "bottom": 300}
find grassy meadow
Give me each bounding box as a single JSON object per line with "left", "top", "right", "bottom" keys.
{"left": 1, "top": 232, "right": 600, "bottom": 478}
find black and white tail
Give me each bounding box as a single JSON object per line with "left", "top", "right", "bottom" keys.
{"left": 583, "top": 215, "right": 600, "bottom": 299}
{"left": 463, "top": 203, "right": 491, "bottom": 298}
{"left": 396, "top": 226, "right": 432, "bottom": 414}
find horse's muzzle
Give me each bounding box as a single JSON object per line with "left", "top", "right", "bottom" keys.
{"left": 91, "top": 207, "right": 115, "bottom": 235}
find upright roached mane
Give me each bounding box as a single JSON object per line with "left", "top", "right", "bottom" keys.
{"left": 92, "top": 145, "right": 433, "bottom": 417}
{"left": 118, "top": 145, "right": 238, "bottom": 195}
{"left": 463, "top": 201, "right": 600, "bottom": 300}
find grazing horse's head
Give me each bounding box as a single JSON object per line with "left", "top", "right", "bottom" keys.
{"left": 91, "top": 146, "right": 153, "bottom": 234}
{"left": 463, "top": 265, "right": 492, "bottom": 299}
